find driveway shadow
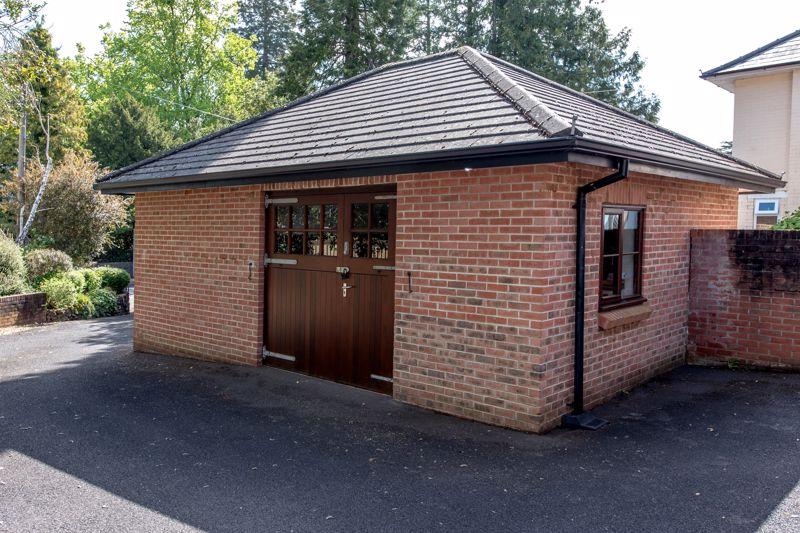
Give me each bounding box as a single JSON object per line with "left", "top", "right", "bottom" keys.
{"left": 1, "top": 316, "right": 799, "bottom": 532}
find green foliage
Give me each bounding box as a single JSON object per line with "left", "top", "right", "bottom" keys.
{"left": 96, "top": 266, "right": 130, "bottom": 294}
{"left": 278, "top": 0, "right": 420, "bottom": 99}
{"left": 773, "top": 208, "right": 800, "bottom": 230}
{"left": 70, "top": 0, "right": 281, "bottom": 142}
{"left": 40, "top": 276, "right": 78, "bottom": 309}
{"left": 0, "top": 233, "right": 27, "bottom": 295}
{"left": 88, "top": 287, "right": 118, "bottom": 316}
{"left": 13, "top": 152, "right": 127, "bottom": 264}
{"left": 70, "top": 293, "right": 96, "bottom": 319}
{"left": 87, "top": 94, "right": 176, "bottom": 170}
{"left": 24, "top": 247, "right": 73, "bottom": 285}
{"left": 59, "top": 270, "right": 85, "bottom": 294}
{"left": 235, "top": 0, "right": 295, "bottom": 77}
{"left": 77, "top": 267, "right": 102, "bottom": 293}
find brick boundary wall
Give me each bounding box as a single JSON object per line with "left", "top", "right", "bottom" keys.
{"left": 688, "top": 230, "right": 800, "bottom": 370}
{"left": 0, "top": 293, "right": 46, "bottom": 327}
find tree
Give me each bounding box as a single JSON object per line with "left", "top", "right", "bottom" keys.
{"left": 277, "top": 0, "right": 420, "bottom": 99}
{"left": 87, "top": 94, "right": 177, "bottom": 170}
{"left": 235, "top": 0, "right": 294, "bottom": 78}
{"left": 9, "top": 151, "right": 127, "bottom": 263}
{"left": 473, "top": 0, "right": 660, "bottom": 121}
{"left": 71, "top": 0, "right": 281, "bottom": 142}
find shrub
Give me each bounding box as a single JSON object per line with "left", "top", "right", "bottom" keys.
{"left": 40, "top": 277, "right": 78, "bottom": 310}
{"left": 774, "top": 208, "right": 800, "bottom": 230}
{"left": 96, "top": 266, "right": 130, "bottom": 294}
{"left": 77, "top": 268, "right": 102, "bottom": 292}
{"left": 25, "top": 248, "right": 73, "bottom": 285}
{"left": 71, "top": 293, "right": 96, "bottom": 319}
{"left": 89, "top": 287, "right": 118, "bottom": 317}
{"left": 60, "top": 270, "right": 86, "bottom": 294}
{"left": 0, "top": 234, "right": 27, "bottom": 296}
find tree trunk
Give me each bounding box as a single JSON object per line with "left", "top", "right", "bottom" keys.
{"left": 342, "top": 0, "right": 360, "bottom": 77}
{"left": 16, "top": 105, "right": 27, "bottom": 237}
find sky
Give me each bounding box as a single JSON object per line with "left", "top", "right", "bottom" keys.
{"left": 41, "top": 0, "right": 800, "bottom": 149}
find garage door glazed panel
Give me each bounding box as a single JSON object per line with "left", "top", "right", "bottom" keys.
{"left": 264, "top": 190, "right": 396, "bottom": 392}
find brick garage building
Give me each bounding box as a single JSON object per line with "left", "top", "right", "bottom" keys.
{"left": 97, "top": 48, "right": 783, "bottom": 433}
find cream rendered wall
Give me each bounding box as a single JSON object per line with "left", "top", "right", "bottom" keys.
{"left": 732, "top": 71, "right": 799, "bottom": 228}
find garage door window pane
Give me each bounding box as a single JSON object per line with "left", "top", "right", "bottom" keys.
{"left": 352, "top": 203, "right": 368, "bottom": 229}
{"left": 276, "top": 206, "right": 289, "bottom": 229}
{"left": 371, "top": 233, "right": 389, "bottom": 259}
{"left": 306, "top": 232, "right": 321, "bottom": 255}
{"left": 371, "top": 203, "right": 389, "bottom": 229}
{"left": 323, "top": 232, "right": 337, "bottom": 256}
{"left": 291, "top": 206, "right": 305, "bottom": 228}
{"left": 324, "top": 205, "right": 338, "bottom": 229}
{"left": 308, "top": 205, "right": 321, "bottom": 229}
{"left": 290, "top": 232, "right": 304, "bottom": 254}
{"left": 274, "top": 232, "right": 288, "bottom": 254}
{"left": 352, "top": 232, "right": 368, "bottom": 258}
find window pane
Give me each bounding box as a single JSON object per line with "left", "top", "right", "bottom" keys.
{"left": 351, "top": 203, "right": 369, "bottom": 229}
{"left": 274, "top": 232, "right": 288, "bottom": 254}
{"left": 322, "top": 232, "right": 337, "bottom": 256}
{"left": 290, "top": 232, "right": 304, "bottom": 254}
{"left": 371, "top": 232, "right": 389, "bottom": 259}
{"left": 276, "top": 206, "right": 289, "bottom": 229}
{"left": 308, "top": 205, "right": 321, "bottom": 229}
{"left": 352, "top": 232, "right": 368, "bottom": 258}
{"left": 306, "top": 232, "right": 320, "bottom": 255}
{"left": 756, "top": 201, "right": 777, "bottom": 213}
{"left": 621, "top": 254, "right": 639, "bottom": 297}
{"left": 603, "top": 213, "right": 620, "bottom": 255}
{"left": 623, "top": 210, "right": 639, "bottom": 253}
{"left": 324, "top": 204, "right": 338, "bottom": 229}
{"left": 371, "top": 203, "right": 389, "bottom": 229}
{"left": 601, "top": 255, "right": 618, "bottom": 298}
{"left": 291, "top": 206, "right": 305, "bottom": 228}
{"left": 755, "top": 215, "right": 778, "bottom": 228}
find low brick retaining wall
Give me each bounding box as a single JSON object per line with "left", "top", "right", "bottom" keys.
{"left": 0, "top": 293, "right": 46, "bottom": 327}
{"left": 688, "top": 230, "right": 800, "bottom": 370}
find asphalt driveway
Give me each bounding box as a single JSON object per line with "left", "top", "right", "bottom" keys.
{"left": 1, "top": 316, "right": 799, "bottom": 532}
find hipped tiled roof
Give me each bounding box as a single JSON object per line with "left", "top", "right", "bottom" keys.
{"left": 702, "top": 29, "right": 800, "bottom": 78}
{"left": 98, "top": 47, "right": 781, "bottom": 190}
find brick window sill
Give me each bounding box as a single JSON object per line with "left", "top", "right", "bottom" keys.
{"left": 598, "top": 302, "right": 652, "bottom": 331}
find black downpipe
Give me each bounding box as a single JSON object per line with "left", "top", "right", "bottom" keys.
{"left": 562, "top": 158, "right": 629, "bottom": 430}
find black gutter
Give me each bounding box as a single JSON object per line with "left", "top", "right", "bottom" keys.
{"left": 562, "top": 158, "right": 629, "bottom": 431}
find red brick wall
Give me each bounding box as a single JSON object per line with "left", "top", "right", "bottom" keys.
{"left": 0, "top": 293, "right": 46, "bottom": 327}
{"left": 532, "top": 165, "right": 737, "bottom": 431}
{"left": 391, "top": 163, "right": 738, "bottom": 432}
{"left": 133, "top": 186, "right": 265, "bottom": 365}
{"left": 132, "top": 163, "right": 738, "bottom": 433}
{"left": 688, "top": 230, "right": 800, "bottom": 369}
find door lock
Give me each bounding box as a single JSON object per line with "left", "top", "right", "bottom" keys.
{"left": 341, "top": 282, "right": 353, "bottom": 297}
{"left": 335, "top": 266, "right": 350, "bottom": 279}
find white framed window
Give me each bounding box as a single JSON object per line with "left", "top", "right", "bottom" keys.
{"left": 754, "top": 199, "right": 780, "bottom": 228}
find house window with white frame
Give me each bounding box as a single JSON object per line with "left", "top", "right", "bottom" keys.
{"left": 754, "top": 199, "right": 780, "bottom": 228}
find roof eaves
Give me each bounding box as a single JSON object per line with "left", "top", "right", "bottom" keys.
{"left": 701, "top": 28, "right": 800, "bottom": 78}
{"left": 97, "top": 49, "right": 461, "bottom": 184}
{"left": 456, "top": 46, "right": 578, "bottom": 137}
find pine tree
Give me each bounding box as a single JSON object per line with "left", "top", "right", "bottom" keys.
{"left": 277, "top": 0, "right": 420, "bottom": 99}
{"left": 235, "top": 0, "right": 295, "bottom": 77}
{"left": 87, "top": 94, "right": 177, "bottom": 170}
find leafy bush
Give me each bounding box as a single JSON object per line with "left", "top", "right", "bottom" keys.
{"left": 40, "top": 277, "right": 78, "bottom": 310}
{"left": 96, "top": 266, "right": 130, "bottom": 294}
{"left": 0, "top": 234, "right": 27, "bottom": 296}
{"left": 25, "top": 248, "right": 73, "bottom": 285}
{"left": 60, "top": 270, "right": 86, "bottom": 294}
{"left": 77, "top": 268, "right": 102, "bottom": 292}
{"left": 88, "top": 288, "right": 118, "bottom": 317}
{"left": 774, "top": 209, "right": 800, "bottom": 230}
{"left": 71, "top": 293, "right": 96, "bottom": 319}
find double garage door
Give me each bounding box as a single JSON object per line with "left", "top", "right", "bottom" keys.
{"left": 264, "top": 190, "right": 396, "bottom": 393}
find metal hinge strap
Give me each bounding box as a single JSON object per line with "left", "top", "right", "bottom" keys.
{"left": 264, "top": 254, "right": 297, "bottom": 266}
{"left": 263, "top": 347, "right": 296, "bottom": 362}
{"left": 372, "top": 265, "right": 396, "bottom": 271}
{"left": 265, "top": 195, "right": 298, "bottom": 207}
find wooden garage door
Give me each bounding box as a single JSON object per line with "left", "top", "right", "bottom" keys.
{"left": 264, "top": 190, "right": 396, "bottom": 393}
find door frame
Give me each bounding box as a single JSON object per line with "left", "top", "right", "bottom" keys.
{"left": 261, "top": 184, "right": 397, "bottom": 392}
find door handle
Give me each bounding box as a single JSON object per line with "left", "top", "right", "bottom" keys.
{"left": 341, "top": 283, "right": 353, "bottom": 297}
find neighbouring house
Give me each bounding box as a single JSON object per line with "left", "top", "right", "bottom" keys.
{"left": 95, "top": 47, "right": 782, "bottom": 433}
{"left": 702, "top": 29, "right": 800, "bottom": 229}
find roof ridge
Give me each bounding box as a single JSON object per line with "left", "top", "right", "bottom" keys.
{"left": 97, "top": 50, "right": 461, "bottom": 183}
{"left": 482, "top": 52, "right": 780, "bottom": 179}
{"left": 701, "top": 28, "right": 800, "bottom": 78}
{"left": 456, "top": 46, "right": 577, "bottom": 138}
